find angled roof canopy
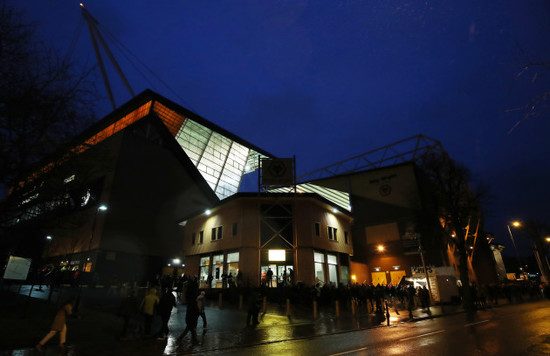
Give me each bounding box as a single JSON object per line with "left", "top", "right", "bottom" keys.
{"left": 270, "top": 135, "right": 447, "bottom": 211}
{"left": 18, "top": 90, "right": 275, "bottom": 200}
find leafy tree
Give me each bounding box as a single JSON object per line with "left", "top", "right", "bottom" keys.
{"left": 418, "top": 152, "right": 485, "bottom": 312}
{"left": 0, "top": 1, "right": 98, "bottom": 200}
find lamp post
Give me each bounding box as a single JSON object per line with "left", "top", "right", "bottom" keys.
{"left": 75, "top": 204, "right": 107, "bottom": 313}
{"left": 87, "top": 204, "right": 108, "bottom": 272}
{"left": 507, "top": 221, "right": 524, "bottom": 276}
{"left": 88, "top": 205, "right": 108, "bottom": 251}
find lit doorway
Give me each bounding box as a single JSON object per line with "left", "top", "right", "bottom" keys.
{"left": 260, "top": 264, "right": 293, "bottom": 287}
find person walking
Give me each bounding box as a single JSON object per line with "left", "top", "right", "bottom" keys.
{"left": 246, "top": 289, "right": 261, "bottom": 326}
{"left": 266, "top": 268, "right": 273, "bottom": 287}
{"left": 35, "top": 296, "right": 74, "bottom": 352}
{"left": 141, "top": 287, "right": 159, "bottom": 336}
{"left": 196, "top": 290, "right": 207, "bottom": 329}
{"left": 156, "top": 288, "right": 177, "bottom": 340}
{"left": 118, "top": 290, "right": 139, "bottom": 340}
{"left": 177, "top": 279, "right": 200, "bottom": 344}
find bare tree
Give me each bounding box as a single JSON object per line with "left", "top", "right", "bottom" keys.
{"left": 520, "top": 220, "right": 550, "bottom": 284}
{"left": 507, "top": 55, "right": 550, "bottom": 134}
{"left": 0, "top": 1, "right": 98, "bottom": 199}
{"left": 418, "top": 152, "right": 484, "bottom": 312}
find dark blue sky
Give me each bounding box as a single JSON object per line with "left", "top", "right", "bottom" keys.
{"left": 13, "top": 1, "right": 550, "bottom": 257}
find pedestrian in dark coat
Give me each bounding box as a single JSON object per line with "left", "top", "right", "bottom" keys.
{"left": 246, "top": 290, "right": 261, "bottom": 326}
{"left": 177, "top": 279, "right": 200, "bottom": 344}
{"left": 118, "top": 290, "right": 139, "bottom": 340}
{"left": 197, "top": 290, "right": 207, "bottom": 329}
{"left": 36, "top": 296, "right": 74, "bottom": 352}
{"left": 157, "top": 288, "right": 177, "bottom": 340}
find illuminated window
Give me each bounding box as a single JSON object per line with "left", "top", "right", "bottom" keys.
{"left": 175, "top": 118, "right": 267, "bottom": 200}
{"left": 314, "top": 251, "right": 325, "bottom": 283}
{"left": 199, "top": 256, "right": 210, "bottom": 288}
{"left": 227, "top": 252, "right": 240, "bottom": 278}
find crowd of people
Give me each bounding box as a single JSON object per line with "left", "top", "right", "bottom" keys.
{"left": 31, "top": 271, "right": 549, "bottom": 352}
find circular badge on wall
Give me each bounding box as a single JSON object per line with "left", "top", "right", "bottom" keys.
{"left": 379, "top": 184, "right": 392, "bottom": 196}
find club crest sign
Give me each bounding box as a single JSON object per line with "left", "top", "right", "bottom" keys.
{"left": 261, "top": 158, "right": 294, "bottom": 186}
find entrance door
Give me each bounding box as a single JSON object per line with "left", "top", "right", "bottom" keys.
{"left": 260, "top": 264, "right": 276, "bottom": 287}
{"left": 277, "top": 265, "right": 293, "bottom": 285}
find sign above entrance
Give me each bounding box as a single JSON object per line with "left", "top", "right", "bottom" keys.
{"left": 268, "top": 249, "right": 285, "bottom": 261}
{"left": 261, "top": 158, "right": 294, "bottom": 186}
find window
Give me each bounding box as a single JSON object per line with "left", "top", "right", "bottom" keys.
{"left": 314, "top": 222, "right": 320, "bottom": 236}
{"left": 344, "top": 231, "right": 349, "bottom": 244}
{"left": 314, "top": 251, "right": 325, "bottom": 283}
{"left": 191, "top": 232, "right": 196, "bottom": 245}
{"left": 328, "top": 226, "right": 338, "bottom": 241}
{"left": 199, "top": 231, "right": 204, "bottom": 244}
{"left": 232, "top": 222, "right": 238, "bottom": 236}
{"left": 327, "top": 254, "right": 338, "bottom": 287}
{"left": 199, "top": 256, "right": 211, "bottom": 288}
{"left": 211, "top": 226, "right": 223, "bottom": 241}
{"left": 227, "top": 252, "right": 240, "bottom": 280}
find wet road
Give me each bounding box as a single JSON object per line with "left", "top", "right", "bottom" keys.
{"left": 205, "top": 301, "right": 550, "bottom": 356}
{"left": 2, "top": 285, "right": 547, "bottom": 355}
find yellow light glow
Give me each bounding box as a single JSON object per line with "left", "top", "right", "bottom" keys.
{"left": 512, "top": 221, "right": 521, "bottom": 227}
{"left": 546, "top": 237, "right": 550, "bottom": 242}
{"left": 377, "top": 245, "right": 385, "bottom": 252}
{"left": 351, "top": 275, "right": 357, "bottom": 281}
{"left": 269, "top": 249, "right": 285, "bottom": 262}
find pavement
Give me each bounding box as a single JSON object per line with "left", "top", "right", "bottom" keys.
{"left": 0, "top": 283, "right": 474, "bottom": 356}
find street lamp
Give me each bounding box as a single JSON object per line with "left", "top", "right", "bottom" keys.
{"left": 507, "top": 221, "right": 523, "bottom": 274}
{"left": 88, "top": 204, "right": 108, "bottom": 258}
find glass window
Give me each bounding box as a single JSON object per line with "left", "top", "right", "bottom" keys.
{"left": 314, "top": 222, "right": 320, "bottom": 236}
{"left": 191, "top": 232, "right": 196, "bottom": 245}
{"left": 226, "top": 252, "right": 239, "bottom": 263}
{"left": 227, "top": 252, "right": 239, "bottom": 284}
{"left": 328, "top": 264, "right": 338, "bottom": 287}
{"left": 327, "top": 254, "right": 337, "bottom": 265}
{"left": 211, "top": 226, "right": 223, "bottom": 241}
{"left": 344, "top": 231, "right": 349, "bottom": 244}
{"left": 328, "top": 226, "right": 338, "bottom": 241}
{"left": 315, "top": 262, "right": 325, "bottom": 283}
{"left": 232, "top": 222, "right": 238, "bottom": 236}
{"left": 199, "top": 231, "right": 204, "bottom": 244}
{"left": 199, "top": 256, "right": 210, "bottom": 288}
{"left": 213, "top": 254, "right": 224, "bottom": 288}
{"left": 314, "top": 251, "right": 325, "bottom": 263}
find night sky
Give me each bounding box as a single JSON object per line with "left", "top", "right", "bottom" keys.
{"left": 11, "top": 1, "right": 550, "bottom": 258}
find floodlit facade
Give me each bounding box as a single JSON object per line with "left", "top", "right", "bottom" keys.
{"left": 272, "top": 136, "right": 499, "bottom": 293}
{"left": 1, "top": 90, "right": 273, "bottom": 283}
{"left": 180, "top": 193, "right": 354, "bottom": 288}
